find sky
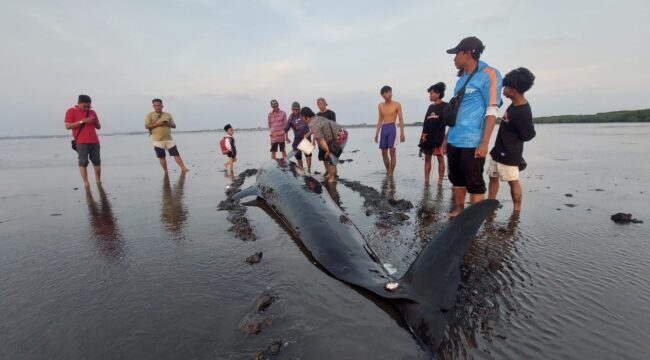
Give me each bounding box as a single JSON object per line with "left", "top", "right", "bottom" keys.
{"left": 1, "top": 0, "right": 649, "bottom": 136}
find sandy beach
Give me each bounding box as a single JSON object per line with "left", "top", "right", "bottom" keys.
{"left": 1, "top": 123, "right": 648, "bottom": 359}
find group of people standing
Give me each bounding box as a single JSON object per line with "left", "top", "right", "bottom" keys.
{"left": 416, "top": 36, "right": 537, "bottom": 215}
{"left": 65, "top": 36, "right": 536, "bottom": 215}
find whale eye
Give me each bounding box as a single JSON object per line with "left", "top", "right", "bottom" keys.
{"left": 385, "top": 281, "right": 400, "bottom": 291}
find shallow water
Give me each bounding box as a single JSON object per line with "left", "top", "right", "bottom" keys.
{"left": 1, "top": 124, "right": 649, "bottom": 359}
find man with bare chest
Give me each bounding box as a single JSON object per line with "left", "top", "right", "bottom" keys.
{"left": 374, "top": 85, "right": 405, "bottom": 176}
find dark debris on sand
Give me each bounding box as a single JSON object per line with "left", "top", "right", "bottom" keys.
{"left": 218, "top": 169, "right": 258, "bottom": 241}
{"left": 254, "top": 338, "right": 284, "bottom": 359}
{"left": 338, "top": 178, "right": 413, "bottom": 227}
{"left": 239, "top": 289, "right": 277, "bottom": 335}
{"left": 611, "top": 212, "right": 643, "bottom": 224}
{"left": 245, "top": 251, "right": 263, "bottom": 264}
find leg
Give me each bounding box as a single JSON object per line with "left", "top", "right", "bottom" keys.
{"left": 93, "top": 165, "right": 102, "bottom": 184}
{"left": 381, "top": 149, "right": 390, "bottom": 173}
{"left": 466, "top": 150, "right": 487, "bottom": 205}
{"left": 172, "top": 156, "right": 189, "bottom": 172}
{"left": 79, "top": 166, "right": 90, "bottom": 188}
{"left": 159, "top": 157, "right": 168, "bottom": 172}
{"left": 306, "top": 155, "right": 312, "bottom": 172}
{"left": 297, "top": 159, "right": 304, "bottom": 168}
{"left": 488, "top": 176, "right": 499, "bottom": 199}
{"left": 509, "top": 180, "right": 522, "bottom": 212}
{"left": 469, "top": 192, "right": 485, "bottom": 204}
{"left": 449, "top": 186, "right": 467, "bottom": 217}
{"left": 327, "top": 164, "right": 337, "bottom": 183}
{"left": 77, "top": 144, "right": 91, "bottom": 187}
{"left": 424, "top": 154, "right": 432, "bottom": 185}
{"left": 436, "top": 155, "right": 445, "bottom": 185}
{"left": 154, "top": 146, "right": 167, "bottom": 172}
{"left": 389, "top": 148, "right": 397, "bottom": 176}
{"left": 271, "top": 151, "right": 276, "bottom": 160}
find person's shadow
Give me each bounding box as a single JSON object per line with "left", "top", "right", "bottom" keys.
{"left": 161, "top": 172, "right": 188, "bottom": 241}
{"left": 85, "top": 185, "right": 123, "bottom": 261}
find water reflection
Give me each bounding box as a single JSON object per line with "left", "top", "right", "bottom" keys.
{"left": 324, "top": 180, "right": 342, "bottom": 207}
{"left": 438, "top": 212, "right": 522, "bottom": 360}
{"left": 381, "top": 176, "right": 396, "bottom": 200}
{"left": 161, "top": 172, "right": 188, "bottom": 239}
{"left": 414, "top": 185, "right": 445, "bottom": 241}
{"left": 84, "top": 185, "right": 123, "bottom": 261}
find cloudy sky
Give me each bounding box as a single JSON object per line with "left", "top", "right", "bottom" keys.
{"left": 1, "top": 0, "right": 648, "bottom": 136}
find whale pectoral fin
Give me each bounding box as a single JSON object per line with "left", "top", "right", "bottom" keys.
{"left": 232, "top": 186, "right": 261, "bottom": 201}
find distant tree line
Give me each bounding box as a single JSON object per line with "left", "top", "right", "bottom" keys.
{"left": 532, "top": 109, "right": 650, "bottom": 124}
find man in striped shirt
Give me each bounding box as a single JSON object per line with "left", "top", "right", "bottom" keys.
{"left": 445, "top": 36, "right": 503, "bottom": 217}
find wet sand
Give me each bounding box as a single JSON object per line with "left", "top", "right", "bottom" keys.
{"left": 1, "top": 124, "right": 648, "bottom": 359}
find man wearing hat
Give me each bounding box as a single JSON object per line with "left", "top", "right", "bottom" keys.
{"left": 267, "top": 99, "right": 288, "bottom": 160}
{"left": 445, "top": 36, "right": 503, "bottom": 217}
{"left": 64, "top": 94, "right": 102, "bottom": 187}
{"left": 284, "top": 101, "right": 313, "bottom": 171}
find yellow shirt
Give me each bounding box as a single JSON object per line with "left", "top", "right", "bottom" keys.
{"left": 145, "top": 112, "right": 174, "bottom": 141}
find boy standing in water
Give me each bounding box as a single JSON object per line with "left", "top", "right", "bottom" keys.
{"left": 419, "top": 82, "right": 448, "bottom": 186}
{"left": 488, "top": 68, "right": 536, "bottom": 212}
{"left": 221, "top": 124, "right": 237, "bottom": 172}
{"left": 374, "top": 86, "right": 406, "bottom": 176}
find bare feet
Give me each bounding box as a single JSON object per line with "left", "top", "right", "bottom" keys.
{"left": 83, "top": 181, "right": 90, "bottom": 188}
{"left": 181, "top": 167, "right": 189, "bottom": 173}
{"left": 448, "top": 207, "right": 464, "bottom": 218}
{"left": 437, "top": 179, "right": 443, "bottom": 186}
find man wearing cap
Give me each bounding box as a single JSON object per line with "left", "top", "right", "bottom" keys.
{"left": 445, "top": 36, "right": 503, "bottom": 217}
{"left": 268, "top": 99, "right": 288, "bottom": 160}
{"left": 64, "top": 94, "right": 102, "bottom": 188}
{"left": 144, "top": 98, "right": 189, "bottom": 173}
{"left": 284, "top": 101, "right": 312, "bottom": 171}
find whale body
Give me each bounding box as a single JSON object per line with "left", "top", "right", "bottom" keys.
{"left": 234, "top": 160, "right": 498, "bottom": 352}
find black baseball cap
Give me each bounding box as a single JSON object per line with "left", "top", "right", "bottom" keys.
{"left": 446, "top": 36, "right": 485, "bottom": 55}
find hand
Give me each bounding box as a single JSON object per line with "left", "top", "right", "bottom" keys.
{"left": 82, "top": 117, "right": 94, "bottom": 124}
{"left": 474, "top": 143, "right": 488, "bottom": 158}
{"left": 374, "top": 135, "right": 378, "bottom": 143}
{"left": 400, "top": 133, "right": 405, "bottom": 143}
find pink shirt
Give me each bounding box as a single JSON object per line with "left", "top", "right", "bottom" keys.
{"left": 267, "top": 109, "right": 287, "bottom": 143}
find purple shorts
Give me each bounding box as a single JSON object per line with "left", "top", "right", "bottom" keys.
{"left": 379, "top": 123, "right": 396, "bottom": 150}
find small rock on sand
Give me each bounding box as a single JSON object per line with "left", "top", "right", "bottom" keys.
{"left": 245, "top": 252, "right": 263, "bottom": 264}
{"left": 611, "top": 213, "right": 643, "bottom": 224}
{"left": 564, "top": 193, "right": 573, "bottom": 197}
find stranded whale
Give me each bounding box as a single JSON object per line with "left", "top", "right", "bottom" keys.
{"left": 234, "top": 159, "right": 498, "bottom": 352}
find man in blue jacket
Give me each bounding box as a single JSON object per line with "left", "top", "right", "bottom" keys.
{"left": 445, "top": 36, "right": 502, "bottom": 217}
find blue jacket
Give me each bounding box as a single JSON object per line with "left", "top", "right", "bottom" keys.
{"left": 447, "top": 60, "right": 503, "bottom": 148}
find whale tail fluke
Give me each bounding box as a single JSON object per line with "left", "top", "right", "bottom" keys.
{"left": 400, "top": 199, "right": 498, "bottom": 309}
{"left": 395, "top": 200, "right": 498, "bottom": 351}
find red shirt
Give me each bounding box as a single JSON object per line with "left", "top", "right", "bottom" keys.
{"left": 65, "top": 106, "right": 100, "bottom": 144}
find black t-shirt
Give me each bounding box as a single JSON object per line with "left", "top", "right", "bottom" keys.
{"left": 490, "top": 103, "right": 536, "bottom": 166}
{"left": 317, "top": 109, "right": 336, "bottom": 122}
{"left": 419, "top": 102, "right": 448, "bottom": 148}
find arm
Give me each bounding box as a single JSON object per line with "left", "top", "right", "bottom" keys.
{"left": 144, "top": 114, "right": 161, "bottom": 130}
{"left": 475, "top": 68, "right": 502, "bottom": 158}
{"left": 512, "top": 109, "right": 536, "bottom": 142}
{"left": 168, "top": 115, "right": 176, "bottom": 129}
{"left": 319, "top": 138, "right": 329, "bottom": 155}
{"left": 374, "top": 105, "right": 382, "bottom": 143}
{"left": 397, "top": 103, "right": 405, "bottom": 142}
{"left": 331, "top": 111, "right": 336, "bottom": 122}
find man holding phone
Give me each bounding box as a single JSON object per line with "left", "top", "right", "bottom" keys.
{"left": 144, "top": 98, "right": 189, "bottom": 173}
{"left": 64, "top": 94, "right": 102, "bottom": 187}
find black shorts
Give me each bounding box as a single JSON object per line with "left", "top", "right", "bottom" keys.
{"left": 154, "top": 145, "right": 180, "bottom": 158}
{"left": 227, "top": 151, "right": 236, "bottom": 158}
{"left": 270, "top": 142, "right": 286, "bottom": 152}
{"left": 294, "top": 150, "right": 312, "bottom": 161}
{"left": 318, "top": 148, "right": 327, "bottom": 161}
{"left": 77, "top": 143, "right": 101, "bottom": 167}
{"left": 447, "top": 144, "right": 486, "bottom": 194}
